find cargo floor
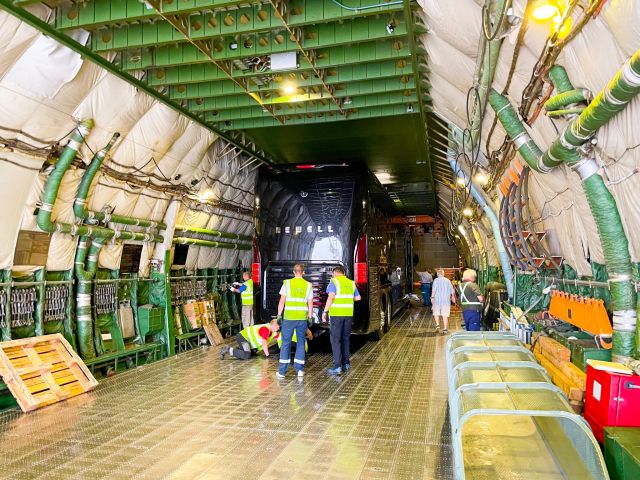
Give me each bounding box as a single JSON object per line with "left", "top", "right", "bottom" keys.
{"left": 0, "top": 308, "right": 454, "bottom": 480}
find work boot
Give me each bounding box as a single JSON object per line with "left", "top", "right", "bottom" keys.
{"left": 219, "top": 345, "right": 229, "bottom": 360}
{"left": 342, "top": 363, "right": 351, "bottom": 371}
{"left": 276, "top": 372, "right": 286, "bottom": 379}
{"left": 297, "top": 370, "right": 305, "bottom": 378}
{"left": 327, "top": 366, "right": 342, "bottom": 375}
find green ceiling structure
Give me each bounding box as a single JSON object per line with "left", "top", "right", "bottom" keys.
{"left": 2, "top": 0, "right": 441, "bottom": 215}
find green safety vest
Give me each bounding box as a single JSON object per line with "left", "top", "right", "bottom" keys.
{"left": 283, "top": 277, "right": 312, "bottom": 321}
{"left": 240, "top": 324, "right": 278, "bottom": 349}
{"left": 328, "top": 275, "right": 356, "bottom": 317}
{"left": 460, "top": 282, "right": 482, "bottom": 306}
{"left": 241, "top": 279, "right": 254, "bottom": 306}
{"left": 277, "top": 330, "right": 308, "bottom": 352}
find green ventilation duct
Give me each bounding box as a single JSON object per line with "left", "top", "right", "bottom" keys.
{"left": 490, "top": 49, "right": 640, "bottom": 361}
{"left": 173, "top": 225, "right": 252, "bottom": 242}
{"left": 173, "top": 237, "right": 252, "bottom": 250}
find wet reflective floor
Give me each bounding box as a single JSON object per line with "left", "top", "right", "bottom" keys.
{"left": 0, "top": 307, "right": 456, "bottom": 480}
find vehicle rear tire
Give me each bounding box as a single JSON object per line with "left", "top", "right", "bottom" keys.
{"left": 370, "top": 296, "right": 387, "bottom": 341}
{"left": 386, "top": 300, "right": 392, "bottom": 332}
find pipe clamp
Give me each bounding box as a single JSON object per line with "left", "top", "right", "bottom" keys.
{"left": 622, "top": 59, "right": 640, "bottom": 87}
{"left": 67, "top": 139, "right": 82, "bottom": 151}
{"left": 604, "top": 87, "right": 626, "bottom": 106}
{"left": 513, "top": 132, "right": 530, "bottom": 149}
{"left": 571, "top": 158, "right": 599, "bottom": 181}
{"left": 40, "top": 202, "right": 53, "bottom": 213}
{"left": 609, "top": 273, "right": 632, "bottom": 283}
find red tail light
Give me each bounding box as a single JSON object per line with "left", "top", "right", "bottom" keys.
{"left": 252, "top": 240, "right": 261, "bottom": 284}
{"left": 355, "top": 262, "right": 368, "bottom": 285}
{"left": 354, "top": 232, "right": 368, "bottom": 286}
{"left": 296, "top": 164, "right": 316, "bottom": 169}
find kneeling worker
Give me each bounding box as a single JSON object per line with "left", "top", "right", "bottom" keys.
{"left": 220, "top": 320, "right": 280, "bottom": 360}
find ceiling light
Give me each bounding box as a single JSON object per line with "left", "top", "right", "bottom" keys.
{"left": 375, "top": 172, "right": 394, "bottom": 184}
{"left": 406, "top": 104, "right": 414, "bottom": 113}
{"left": 458, "top": 225, "right": 466, "bottom": 236}
{"left": 462, "top": 208, "right": 473, "bottom": 217}
{"left": 456, "top": 177, "right": 466, "bottom": 187}
{"left": 282, "top": 82, "right": 297, "bottom": 95}
{"left": 531, "top": 0, "right": 564, "bottom": 21}
{"left": 229, "top": 41, "right": 238, "bottom": 50}
{"left": 475, "top": 172, "right": 489, "bottom": 185}
{"left": 198, "top": 188, "right": 214, "bottom": 201}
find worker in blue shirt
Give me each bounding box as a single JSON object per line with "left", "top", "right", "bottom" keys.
{"left": 230, "top": 271, "right": 254, "bottom": 328}
{"left": 322, "top": 266, "right": 362, "bottom": 375}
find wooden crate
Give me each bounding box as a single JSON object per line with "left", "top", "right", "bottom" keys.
{"left": 0, "top": 334, "right": 98, "bottom": 413}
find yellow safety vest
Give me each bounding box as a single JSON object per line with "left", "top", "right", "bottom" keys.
{"left": 277, "top": 330, "right": 308, "bottom": 352}
{"left": 328, "top": 276, "right": 356, "bottom": 317}
{"left": 283, "top": 277, "right": 312, "bottom": 321}
{"left": 240, "top": 324, "right": 277, "bottom": 349}
{"left": 241, "top": 279, "right": 254, "bottom": 306}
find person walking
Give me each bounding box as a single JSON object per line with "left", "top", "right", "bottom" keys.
{"left": 416, "top": 267, "right": 433, "bottom": 307}
{"left": 276, "top": 263, "right": 314, "bottom": 379}
{"left": 230, "top": 271, "right": 254, "bottom": 328}
{"left": 430, "top": 268, "right": 456, "bottom": 335}
{"left": 390, "top": 266, "right": 402, "bottom": 303}
{"left": 459, "top": 269, "right": 484, "bottom": 331}
{"left": 219, "top": 320, "right": 280, "bottom": 360}
{"left": 322, "top": 266, "right": 362, "bottom": 375}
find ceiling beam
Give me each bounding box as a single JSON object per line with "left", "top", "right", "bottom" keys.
{"left": 0, "top": 0, "right": 273, "bottom": 165}
{"left": 145, "top": 0, "right": 283, "bottom": 124}
{"left": 169, "top": 60, "right": 413, "bottom": 100}
{"left": 119, "top": 16, "right": 408, "bottom": 71}
{"left": 57, "top": 0, "right": 403, "bottom": 32}
{"left": 186, "top": 77, "right": 414, "bottom": 112}
{"left": 217, "top": 104, "right": 414, "bottom": 129}
{"left": 266, "top": 0, "right": 345, "bottom": 115}
{"left": 209, "top": 91, "right": 417, "bottom": 122}
{"left": 147, "top": 41, "right": 411, "bottom": 87}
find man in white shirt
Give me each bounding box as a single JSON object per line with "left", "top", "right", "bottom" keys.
{"left": 430, "top": 268, "right": 456, "bottom": 334}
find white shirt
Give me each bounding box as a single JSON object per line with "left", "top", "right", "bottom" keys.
{"left": 431, "top": 276, "right": 454, "bottom": 305}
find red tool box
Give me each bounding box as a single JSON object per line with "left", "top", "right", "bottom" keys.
{"left": 584, "top": 364, "right": 640, "bottom": 443}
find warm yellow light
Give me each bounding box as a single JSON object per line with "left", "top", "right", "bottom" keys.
{"left": 475, "top": 172, "right": 489, "bottom": 185}
{"left": 456, "top": 177, "right": 466, "bottom": 187}
{"left": 282, "top": 82, "right": 297, "bottom": 95}
{"left": 198, "top": 188, "right": 214, "bottom": 201}
{"left": 553, "top": 16, "right": 573, "bottom": 39}
{"left": 532, "top": 4, "right": 560, "bottom": 20}
{"left": 458, "top": 225, "right": 466, "bottom": 236}
{"left": 463, "top": 208, "right": 473, "bottom": 217}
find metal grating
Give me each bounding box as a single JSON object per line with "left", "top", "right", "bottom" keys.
{"left": 0, "top": 308, "right": 456, "bottom": 479}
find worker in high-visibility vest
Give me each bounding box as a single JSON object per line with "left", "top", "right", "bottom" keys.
{"left": 276, "top": 263, "right": 314, "bottom": 379}
{"left": 322, "top": 266, "right": 362, "bottom": 375}
{"left": 219, "top": 320, "right": 280, "bottom": 360}
{"left": 230, "top": 271, "right": 254, "bottom": 328}
{"left": 459, "top": 269, "right": 484, "bottom": 331}
{"left": 277, "top": 327, "right": 312, "bottom": 353}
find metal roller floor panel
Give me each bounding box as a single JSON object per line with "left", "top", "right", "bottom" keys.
{"left": 0, "top": 308, "right": 454, "bottom": 480}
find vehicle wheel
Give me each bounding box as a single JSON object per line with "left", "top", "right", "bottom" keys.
{"left": 386, "top": 299, "right": 392, "bottom": 332}
{"left": 370, "top": 297, "right": 387, "bottom": 341}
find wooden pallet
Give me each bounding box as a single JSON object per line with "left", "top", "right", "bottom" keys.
{"left": 0, "top": 334, "right": 98, "bottom": 413}
{"left": 202, "top": 301, "right": 224, "bottom": 346}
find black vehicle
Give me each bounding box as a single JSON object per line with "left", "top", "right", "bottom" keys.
{"left": 252, "top": 163, "right": 412, "bottom": 338}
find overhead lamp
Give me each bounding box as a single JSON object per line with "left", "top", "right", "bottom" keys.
{"left": 198, "top": 188, "right": 214, "bottom": 201}
{"left": 458, "top": 225, "right": 466, "bottom": 236}
{"left": 531, "top": 0, "right": 566, "bottom": 23}
{"left": 229, "top": 41, "right": 238, "bottom": 50}
{"left": 475, "top": 172, "right": 489, "bottom": 186}
{"left": 456, "top": 177, "right": 466, "bottom": 187}
{"left": 462, "top": 207, "right": 473, "bottom": 217}
{"left": 281, "top": 82, "right": 297, "bottom": 95}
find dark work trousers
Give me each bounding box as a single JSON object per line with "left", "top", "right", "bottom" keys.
{"left": 329, "top": 315, "right": 352, "bottom": 369}
{"left": 421, "top": 283, "right": 432, "bottom": 306}
{"left": 228, "top": 332, "right": 252, "bottom": 360}
{"left": 463, "top": 310, "right": 481, "bottom": 331}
